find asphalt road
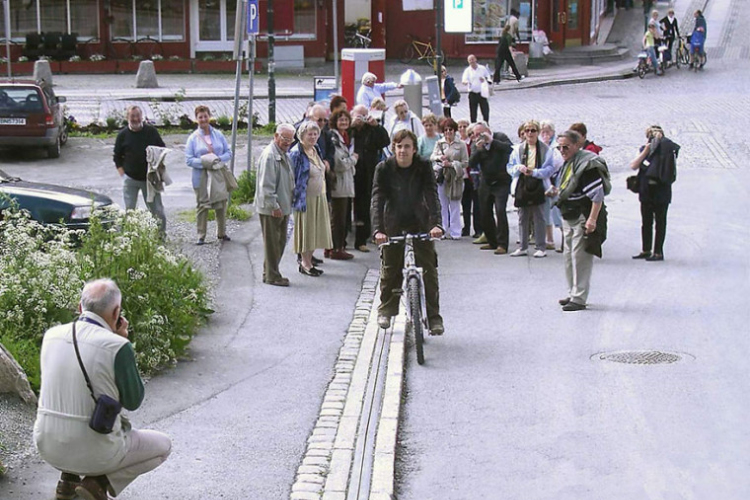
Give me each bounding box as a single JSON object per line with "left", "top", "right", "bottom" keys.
{"left": 394, "top": 6, "right": 750, "bottom": 498}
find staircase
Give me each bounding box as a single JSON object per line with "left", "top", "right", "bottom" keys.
{"left": 545, "top": 43, "right": 631, "bottom": 65}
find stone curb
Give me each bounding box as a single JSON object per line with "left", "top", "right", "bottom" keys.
{"left": 289, "top": 269, "right": 380, "bottom": 500}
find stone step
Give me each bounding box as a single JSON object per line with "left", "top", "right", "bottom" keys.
{"left": 546, "top": 45, "right": 631, "bottom": 66}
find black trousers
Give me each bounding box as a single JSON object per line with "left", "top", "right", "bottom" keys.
{"left": 640, "top": 201, "right": 669, "bottom": 255}
{"left": 354, "top": 167, "right": 374, "bottom": 247}
{"left": 331, "top": 197, "right": 349, "bottom": 250}
{"left": 493, "top": 47, "right": 522, "bottom": 82}
{"left": 379, "top": 239, "right": 441, "bottom": 325}
{"left": 461, "top": 179, "right": 481, "bottom": 235}
{"left": 468, "top": 91, "right": 489, "bottom": 123}
{"left": 478, "top": 181, "right": 510, "bottom": 250}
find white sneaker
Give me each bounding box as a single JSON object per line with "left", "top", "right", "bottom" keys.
{"left": 533, "top": 250, "right": 547, "bottom": 258}
{"left": 510, "top": 248, "right": 528, "bottom": 257}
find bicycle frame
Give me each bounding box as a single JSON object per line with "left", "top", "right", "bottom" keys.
{"left": 412, "top": 40, "right": 435, "bottom": 61}
{"left": 387, "top": 234, "right": 430, "bottom": 335}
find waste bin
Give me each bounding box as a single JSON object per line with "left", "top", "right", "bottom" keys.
{"left": 400, "top": 69, "right": 423, "bottom": 118}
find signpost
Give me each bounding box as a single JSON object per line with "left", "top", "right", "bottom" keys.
{"left": 230, "top": 0, "right": 247, "bottom": 174}
{"left": 444, "top": 0, "right": 473, "bottom": 33}
{"left": 246, "top": 0, "right": 259, "bottom": 171}
{"left": 3, "top": 0, "right": 11, "bottom": 78}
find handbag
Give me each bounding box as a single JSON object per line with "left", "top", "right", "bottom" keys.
{"left": 626, "top": 175, "right": 639, "bottom": 193}
{"left": 72, "top": 321, "right": 122, "bottom": 434}
{"left": 514, "top": 174, "right": 545, "bottom": 207}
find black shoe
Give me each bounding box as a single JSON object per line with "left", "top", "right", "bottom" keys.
{"left": 646, "top": 253, "right": 664, "bottom": 261}
{"left": 299, "top": 265, "right": 321, "bottom": 277}
{"left": 558, "top": 297, "right": 571, "bottom": 306}
{"left": 312, "top": 266, "right": 324, "bottom": 274}
{"left": 196, "top": 238, "right": 205, "bottom": 246}
{"left": 461, "top": 229, "right": 470, "bottom": 237}
{"left": 218, "top": 235, "right": 231, "bottom": 242}
{"left": 312, "top": 256, "right": 323, "bottom": 266}
{"left": 562, "top": 302, "right": 586, "bottom": 312}
{"left": 632, "top": 252, "right": 651, "bottom": 259}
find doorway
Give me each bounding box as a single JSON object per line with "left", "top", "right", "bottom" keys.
{"left": 550, "top": 0, "right": 584, "bottom": 48}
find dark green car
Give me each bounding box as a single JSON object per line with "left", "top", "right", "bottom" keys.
{"left": 0, "top": 168, "right": 114, "bottom": 230}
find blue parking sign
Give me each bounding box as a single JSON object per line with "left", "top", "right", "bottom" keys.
{"left": 247, "top": 0, "right": 259, "bottom": 35}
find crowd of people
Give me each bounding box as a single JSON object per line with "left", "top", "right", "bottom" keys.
{"left": 641, "top": 7, "right": 707, "bottom": 75}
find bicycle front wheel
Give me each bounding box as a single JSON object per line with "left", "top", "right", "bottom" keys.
{"left": 678, "top": 47, "right": 690, "bottom": 66}
{"left": 407, "top": 277, "right": 425, "bottom": 365}
{"left": 400, "top": 43, "right": 415, "bottom": 64}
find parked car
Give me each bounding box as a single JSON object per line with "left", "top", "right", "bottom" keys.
{"left": 0, "top": 168, "right": 114, "bottom": 230}
{"left": 0, "top": 79, "right": 68, "bottom": 158}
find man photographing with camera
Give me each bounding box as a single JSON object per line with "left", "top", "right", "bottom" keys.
{"left": 34, "top": 278, "right": 171, "bottom": 500}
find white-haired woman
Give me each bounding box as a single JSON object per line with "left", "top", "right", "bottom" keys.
{"left": 289, "top": 121, "right": 333, "bottom": 276}
{"left": 355, "top": 72, "right": 401, "bottom": 108}
{"left": 387, "top": 99, "right": 425, "bottom": 139}
{"left": 540, "top": 119, "right": 564, "bottom": 251}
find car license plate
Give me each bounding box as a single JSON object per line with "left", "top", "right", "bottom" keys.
{"left": 0, "top": 117, "right": 26, "bottom": 125}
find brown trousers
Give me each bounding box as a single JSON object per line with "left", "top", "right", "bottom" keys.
{"left": 259, "top": 214, "right": 289, "bottom": 282}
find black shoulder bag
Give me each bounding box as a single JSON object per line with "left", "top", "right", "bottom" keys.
{"left": 72, "top": 321, "right": 122, "bottom": 434}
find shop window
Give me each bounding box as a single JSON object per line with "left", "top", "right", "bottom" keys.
{"left": 225, "top": 0, "right": 238, "bottom": 41}
{"left": 111, "top": 0, "right": 184, "bottom": 41}
{"left": 111, "top": 0, "right": 134, "bottom": 39}
{"left": 7, "top": 0, "right": 100, "bottom": 40}
{"left": 293, "top": 0, "right": 315, "bottom": 35}
{"left": 40, "top": 0, "right": 66, "bottom": 33}
{"left": 70, "top": 0, "right": 99, "bottom": 38}
{"left": 136, "top": 1, "right": 160, "bottom": 38}
{"left": 466, "top": 0, "right": 533, "bottom": 44}
{"left": 8, "top": 0, "right": 39, "bottom": 39}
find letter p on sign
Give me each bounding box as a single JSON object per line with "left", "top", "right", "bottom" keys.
{"left": 247, "top": 0, "right": 259, "bottom": 35}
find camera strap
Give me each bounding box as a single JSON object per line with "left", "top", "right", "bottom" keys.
{"left": 71, "top": 320, "right": 99, "bottom": 404}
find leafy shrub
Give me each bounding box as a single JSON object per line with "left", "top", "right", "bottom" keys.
{"left": 231, "top": 169, "right": 256, "bottom": 205}
{"left": 0, "top": 207, "right": 212, "bottom": 390}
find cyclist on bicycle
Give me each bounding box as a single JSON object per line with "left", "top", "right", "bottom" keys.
{"left": 372, "top": 130, "right": 445, "bottom": 334}
{"left": 689, "top": 9, "right": 707, "bottom": 68}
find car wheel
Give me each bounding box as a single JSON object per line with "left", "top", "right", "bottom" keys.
{"left": 59, "top": 124, "right": 68, "bottom": 146}
{"left": 48, "top": 136, "right": 61, "bottom": 159}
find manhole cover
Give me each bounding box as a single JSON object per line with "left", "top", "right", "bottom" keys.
{"left": 594, "top": 350, "right": 685, "bottom": 365}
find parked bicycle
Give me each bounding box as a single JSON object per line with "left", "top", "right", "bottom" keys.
{"left": 344, "top": 21, "right": 372, "bottom": 49}
{"left": 400, "top": 34, "right": 444, "bottom": 70}
{"left": 675, "top": 35, "right": 691, "bottom": 68}
{"left": 381, "top": 233, "right": 435, "bottom": 365}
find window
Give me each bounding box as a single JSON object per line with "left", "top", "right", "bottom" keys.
{"left": 293, "top": 0, "right": 316, "bottom": 35}
{"left": 70, "top": 0, "right": 98, "bottom": 38}
{"left": 111, "top": 0, "right": 185, "bottom": 41}
{"left": 40, "top": 0, "right": 67, "bottom": 33}
{"left": 225, "top": 0, "right": 238, "bottom": 41}
{"left": 466, "top": 0, "right": 533, "bottom": 44}
{"left": 8, "top": 0, "right": 39, "bottom": 39}
{"left": 199, "top": 0, "right": 221, "bottom": 41}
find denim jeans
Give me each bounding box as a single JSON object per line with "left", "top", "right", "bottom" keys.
{"left": 122, "top": 175, "right": 166, "bottom": 235}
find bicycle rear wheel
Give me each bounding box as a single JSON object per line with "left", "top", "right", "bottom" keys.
{"left": 678, "top": 46, "right": 690, "bottom": 66}
{"left": 407, "top": 277, "right": 425, "bottom": 365}
{"left": 426, "top": 49, "right": 445, "bottom": 71}
{"left": 400, "top": 43, "right": 416, "bottom": 64}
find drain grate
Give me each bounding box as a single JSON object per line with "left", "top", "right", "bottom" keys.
{"left": 595, "top": 350, "right": 684, "bottom": 365}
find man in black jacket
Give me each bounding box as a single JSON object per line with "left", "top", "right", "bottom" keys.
{"left": 113, "top": 105, "right": 167, "bottom": 234}
{"left": 350, "top": 105, "right": 390, "bottom": 252}
{"left": 468, "top": 122, "right": 514, "bottom": 254}
{"left": 372, "top": 130, "right": 445, "bottom": 334}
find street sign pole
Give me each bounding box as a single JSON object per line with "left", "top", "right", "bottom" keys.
{"left": 247, "top": 35, "right": 256, "bottom": 172}
{"left": 267, "top": 0, "right": 276, "bottom": 125}
{"left": 332, "top": 0, "right": 339, "bottom": 89}
{"left": 4, "top": 0, "right": 11, "bottom": 78}
{"left": 230, "top": 0, "right": 247, "bottom": 174}
{"left": 246, "top": 0, "right": 260, "bottom": 171}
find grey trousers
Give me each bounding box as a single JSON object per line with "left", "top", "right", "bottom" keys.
{"left": 518, "top": 203, "right": 546, "bottom": 251}
{"left": 122, "top": 176, "right": 166, "bottom": 235}
{"left": 194, "top": 189, "right": 226, "bottom": 240}
{"left": 562, "top": 214, "right": 594, "bottom": 305}
{"left": 107, "top": 429, "right": 171, "bottom": 496}
{"left": 259, "top": 214, "right": 289, "bottom": 282}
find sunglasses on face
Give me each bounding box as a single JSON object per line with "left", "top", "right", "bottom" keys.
{"left": 525, "top": 129, "right": 538, "bottom": 133}
{"left": 556, "top": 145, "right": 571, "bottom": 151}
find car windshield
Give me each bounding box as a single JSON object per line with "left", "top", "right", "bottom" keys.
{"left": 0, "top": 87, "right": 43, "bottom": 113}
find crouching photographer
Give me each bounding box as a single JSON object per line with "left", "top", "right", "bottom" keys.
{"left": 34, "top": 278, "right": 171, "bottom": 500}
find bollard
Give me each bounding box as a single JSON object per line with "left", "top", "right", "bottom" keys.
{"left": 136, "top": 60, "right": 159, "bottom": 89}
{"left": 33, "top": 60, "right": 53, "bottom": 86}
{"left": 400, "top": 69, "right": 423, "bottom": 118}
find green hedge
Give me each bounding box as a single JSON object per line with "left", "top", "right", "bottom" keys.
{"left": 0, "top": 207, "right": 212, "bottom": 391}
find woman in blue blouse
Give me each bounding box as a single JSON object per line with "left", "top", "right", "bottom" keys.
{"left": 185, "top": 105, "right": 233, "bottom": 245}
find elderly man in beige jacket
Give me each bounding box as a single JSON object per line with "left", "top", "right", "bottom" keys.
{"left": 34, "top": 278, "right": 171, "bottom": 500}
{"left": 255, "top": 123, "right": 297, "bottom": 286}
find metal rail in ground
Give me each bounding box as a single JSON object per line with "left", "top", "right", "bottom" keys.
{"left": 347, "top": 325, "right": 392, "bottom": 500}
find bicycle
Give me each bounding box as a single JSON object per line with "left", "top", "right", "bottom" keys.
{"left": 344, "top": 21, "right": 372, "bottom": 49}
{"left": 636, "top": 50, "right": 662, "bottom": 78}
{"left": 400, "top": 34, "right": 444, "bottom": 69}
{"left": 382, "top": 233, "right": 434, "bottom": 365}
{"left": 688, "top": 34, "right": 707, "bottom": 71}
{"left": 675, "top": 36, "right": 691, "bottom": 68}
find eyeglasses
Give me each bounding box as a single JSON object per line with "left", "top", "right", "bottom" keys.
{"left": 556, "top": 145, "right": 571, "bottom": 151}
{"left": 525, "top": 129, "right": 538, "bottom": 133}
{"left": 279, "top": 135, "right": 294, "bottom": 142}
{"left": 316, "top": 118, "right": 328, "bottom": 124}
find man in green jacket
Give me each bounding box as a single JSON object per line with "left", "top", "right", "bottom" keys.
{"left": 35, "top": 279, "right": 171, "bottom": 500}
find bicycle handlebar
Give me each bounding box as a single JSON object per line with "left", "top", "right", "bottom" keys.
{"left": 380, "top": 233, "right": 434, "bottom": 247}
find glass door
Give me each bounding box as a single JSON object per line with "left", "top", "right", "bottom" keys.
{"left": 549, "top": 0, "right": 583, "bottom": 48}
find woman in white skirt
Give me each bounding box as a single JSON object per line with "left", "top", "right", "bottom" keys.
{"left": 289, "top": 121, "right": 333, "bottom": 276}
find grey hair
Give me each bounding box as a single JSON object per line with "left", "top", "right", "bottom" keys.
{"left": 297, "top": 120, "right": 321, "bottom": 141}
{"left": 540, "top": 119, "right": 555, "bottom": 133}
{"left": 276, "top": 123, "right": 295, "bottom": 135}
{"left": 80, "top": 278, "right": 121, "bottom": 318}
{"left": 474, "top": 121, "right": 492, "bottom": 133}
{"left": 557, "top": 129, "right": 582, "bottom": 145}
{"left": 126, "top": 105, "right": 142, "bottom": 116}
{"left": 392, "top": 99, "right": 409, "bottom": 111}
